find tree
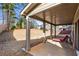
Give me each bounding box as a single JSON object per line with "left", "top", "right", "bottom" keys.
{"left": 2, "top": 3, "right": 16, "bottom": 31}
{"left": 16, "top": 16, "right": 25, "bottom": 29}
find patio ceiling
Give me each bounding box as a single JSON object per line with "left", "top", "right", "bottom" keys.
{"left": 21, "top": 3, "right": 79, "bottom": 25}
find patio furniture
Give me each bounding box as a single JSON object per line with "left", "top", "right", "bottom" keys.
{"left": 52, "top": 35, "right": 68, "bottom": 42}
{"left": 52, "top": 29, "right": 71, "bottom": 42}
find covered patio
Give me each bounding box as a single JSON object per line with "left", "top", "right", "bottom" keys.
{"left": 21, "top": 3, "right": 79, "bottom": 56}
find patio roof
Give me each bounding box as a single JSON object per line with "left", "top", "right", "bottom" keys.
{"left": 21, "top": 3, "right": 79, "bottom": 25}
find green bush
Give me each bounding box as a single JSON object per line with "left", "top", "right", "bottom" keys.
{"left": 11, "top": 25, "right": 16, "bottom": 30}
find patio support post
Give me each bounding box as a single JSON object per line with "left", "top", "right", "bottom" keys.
{"left": 43, "top": 12, "right": 47, "bottom": 43}
{"left": 54, "top": 16, "right": 56, "bottom": 37}
{"left": 50, "top": 11, "right": 53, "bottom": 39}
{"left": 54, "top": 25, "right": 56, "bottom": 37}
{"left": 50, "top": 24, "right": 53, "bottom": 39}
{"left": 43, "top": 21, "right": 47, "bottom": 43}
{"left": 43, "top": 21, "right": 45, "bottom": 34}
{"left": 24, "top": 16, "right": 30, "bottom": 51}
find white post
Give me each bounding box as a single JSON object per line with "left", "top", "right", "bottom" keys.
{"left": 22, "top": 16, "right": 30, "bottom": 52}
{"left": 43, "top": 21, "right": 46, "bottom": 43}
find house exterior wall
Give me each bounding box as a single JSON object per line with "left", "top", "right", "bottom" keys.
{"left": 73, "top": 5, "right": 79, "bottom": 49}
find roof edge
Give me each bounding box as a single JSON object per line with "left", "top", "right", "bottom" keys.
{"left": 21, "top": 3, "right": 41, "bottom": 16}
{"left": 21, "top": 3, "right": 32, "bottom": 16}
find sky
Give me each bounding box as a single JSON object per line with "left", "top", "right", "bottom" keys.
{"left": 14, "top": 4, "right": 26, "bottom": 19}
{"left": 0, "top": 3, "right": 43, "bottom": 25}
{"left": 0, "top": 4, "right": 3, "bottom": 24}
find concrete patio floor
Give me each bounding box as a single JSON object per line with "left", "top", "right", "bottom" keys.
{"left": 29, "top": 40, "right": 76, "bottom": 56}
